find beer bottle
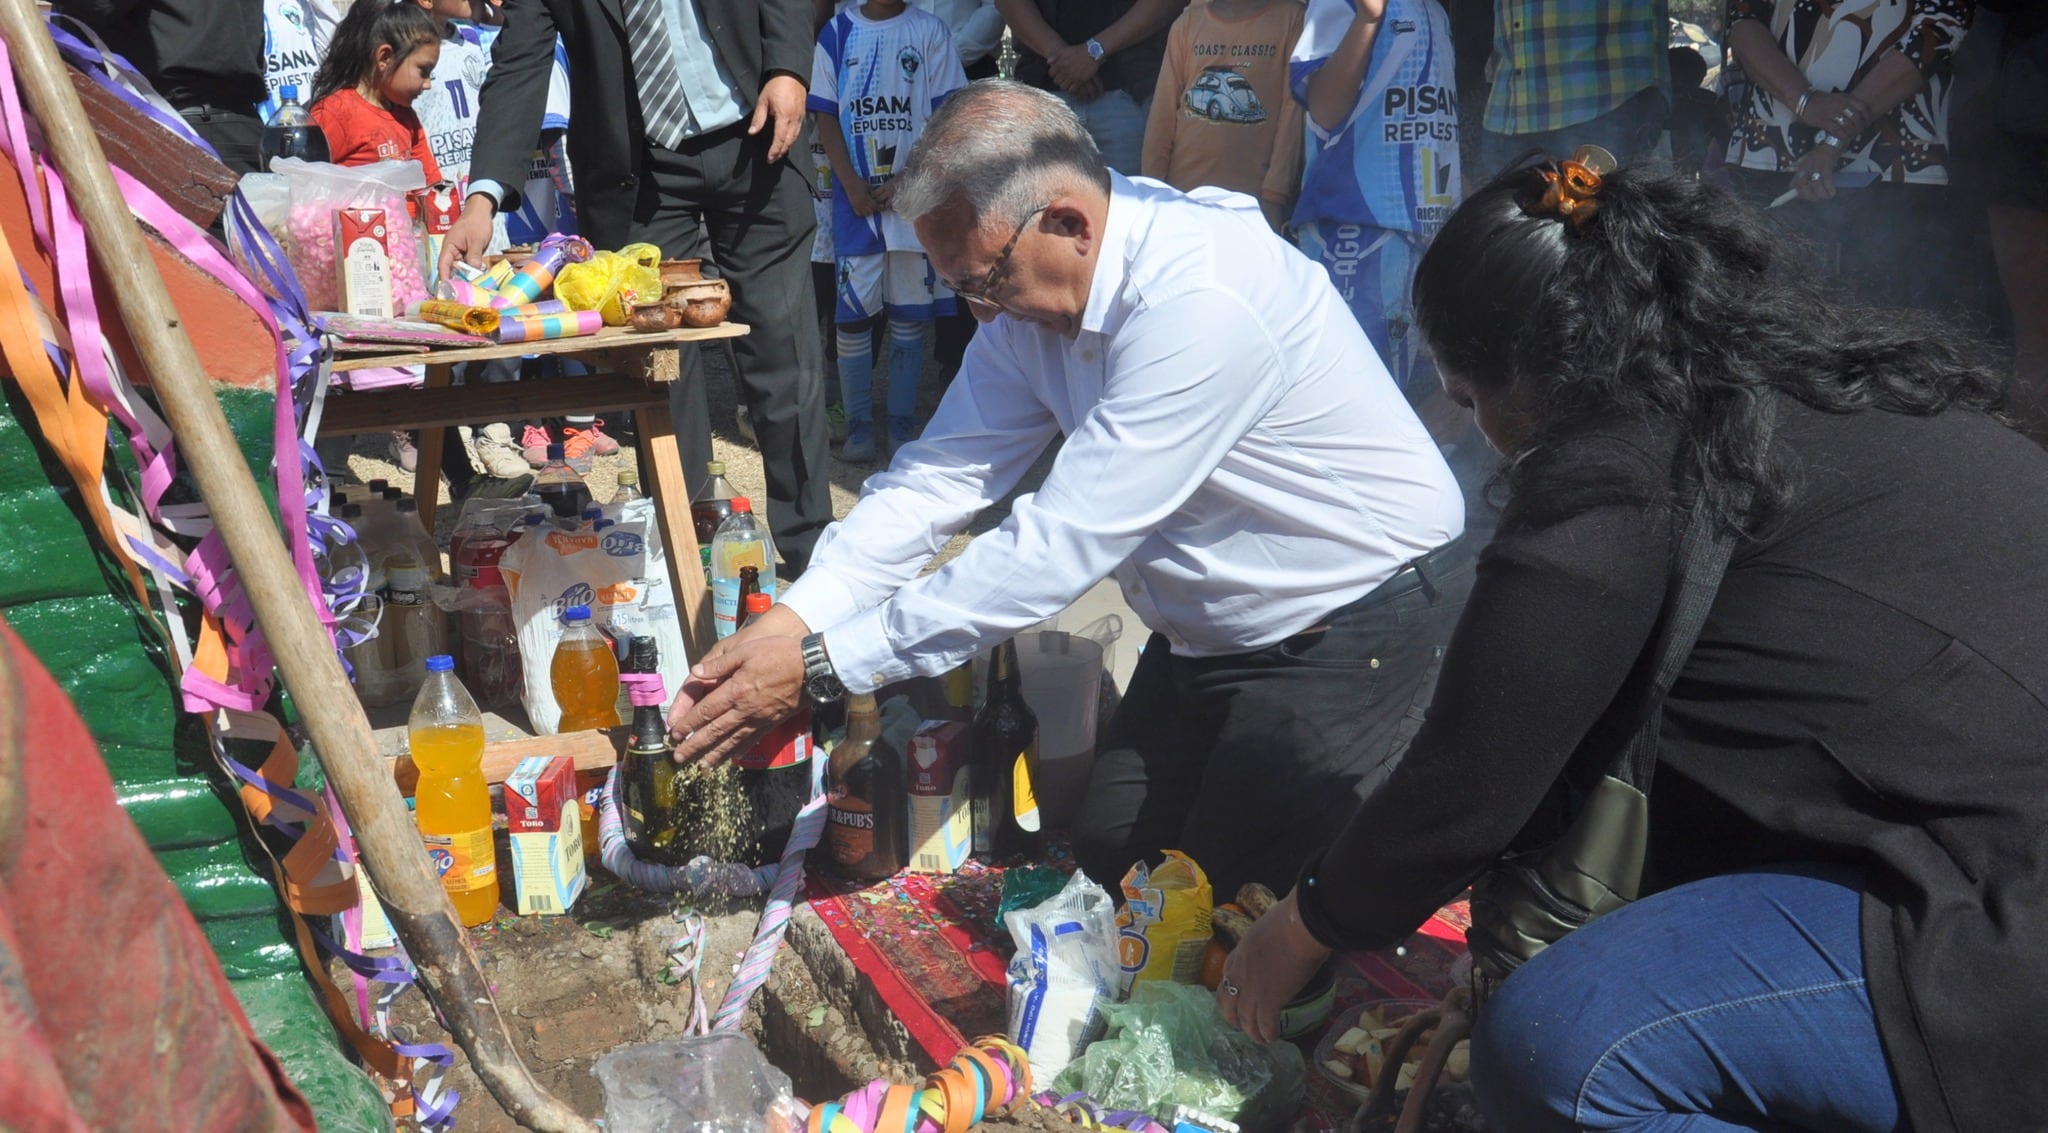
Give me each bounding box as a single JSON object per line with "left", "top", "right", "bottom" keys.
{"left": 971, "top": 640, "right": 1041, "bottom": 859}
{"left": 819, "top": 694, "right": 907, "bottom": 880}
{"left": 736, "top": 565, "right": 761, "bottom": 627}
{"left": 618, "top": 636, "right": 682, "bottom": 864}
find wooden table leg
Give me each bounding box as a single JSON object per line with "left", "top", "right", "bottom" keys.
{"left": 635, "top": 396, "right": 712, "bottom": 660}
{"left": 413, "top": 362, "right": 455, "bottom": 535}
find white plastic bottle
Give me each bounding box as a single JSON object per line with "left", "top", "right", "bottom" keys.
{"left": 709, "top": 496, "right": 776, "bottom": 639}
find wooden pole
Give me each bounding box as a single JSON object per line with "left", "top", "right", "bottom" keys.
{"left": 0, "top": 7, "right": 595, "bottom": 1130}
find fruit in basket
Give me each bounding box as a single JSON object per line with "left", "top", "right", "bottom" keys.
{"left": 1210, "top": 902, "right": 1256, "bottom": 946}
{"left": 1235, "top": 882, "right": 1279, "bottom": 918}
{"left": 1198, "top": 940, "right": 1229, "bottom": 990}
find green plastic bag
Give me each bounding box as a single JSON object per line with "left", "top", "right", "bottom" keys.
{"left": 1052, "top": 981, "right": 1306, "bottom": 1133}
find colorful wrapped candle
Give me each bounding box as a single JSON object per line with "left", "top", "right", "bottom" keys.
{"left": 502, "top": 299, "right": 569, "bottom": 319}
{"left": 477, "top": 258, "right": 518, "bottom": 290}
{"left": 495, "top": 241, "right": 570, "bottom": 305}
{"left": 541, "top": 232, "right": 594, "bottom": 264}
{"left": 496, "top": 309, "right": 602, "bottom": 343}
{"left": 406, "top": 299, "right": 500, "bottom": 336}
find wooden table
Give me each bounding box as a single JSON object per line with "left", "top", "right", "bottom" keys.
{"left": 320, "top": 322, "right": 745, "bottom": 661}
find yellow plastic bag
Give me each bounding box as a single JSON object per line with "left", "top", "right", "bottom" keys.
{"left": 554, "top": 243, "right": 665, "bottom": 326}
{"left": 1114, "top": 850, "right": 1214, "bottom": 995}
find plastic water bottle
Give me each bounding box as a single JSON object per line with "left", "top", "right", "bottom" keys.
{"left": 709, "top": 496, "right": 776, "bottom": 639}
{"left": 260, "top": 85, "right": 329, "bottom": 169}
{"left": 608, "top": 468, "right": 644, "bottom": 515}
{"left": 408, "top": 655, "right": 499, "bottom": 926}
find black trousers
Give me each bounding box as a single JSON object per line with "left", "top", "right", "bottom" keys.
{"left": 1073, "top": 536, "right": 1476, "bottom": 897}
{"left": 180, "top": 106, "right": 263, "bottom": 177}
{"left": 631, "top": 124, "right": 834, "bottom": 570}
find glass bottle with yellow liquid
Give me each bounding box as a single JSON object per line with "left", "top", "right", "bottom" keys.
{"left": 408, "top": 654, "right": 499, "bottom": 926}
{"left": 552, "top": 604, "right": 621, "bottom": 731}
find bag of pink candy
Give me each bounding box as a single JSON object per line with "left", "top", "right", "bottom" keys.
{"left": 268, "top": 157, "right": 433, "bottom": 313}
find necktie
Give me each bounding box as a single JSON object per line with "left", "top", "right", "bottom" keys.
{"left": 623, "top": 0, "right": 690, "bottom": 150}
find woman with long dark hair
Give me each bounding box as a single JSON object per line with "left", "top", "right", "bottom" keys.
{"left": 1218, "top": 155, "right": 2048, "bottom": 1131}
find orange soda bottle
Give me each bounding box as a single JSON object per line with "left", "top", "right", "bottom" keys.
{"left": 552, "top": 604, "right": 621, "bottom": 731}
{"left": 408, "top": 654, "right": 500, "bottom": 926}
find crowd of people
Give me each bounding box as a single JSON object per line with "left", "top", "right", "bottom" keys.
{"left": 44, "top": 0, "right": 2048, "bottom": 1129}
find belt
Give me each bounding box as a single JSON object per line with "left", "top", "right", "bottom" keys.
{"left": 1302, "top": 532, "right": 1473, "bottom": 631}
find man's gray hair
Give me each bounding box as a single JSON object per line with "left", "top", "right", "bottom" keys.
{"left": 893, "top": 80, "right": 1111, "bottom": 233}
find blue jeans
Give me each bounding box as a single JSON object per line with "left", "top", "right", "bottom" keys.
{"left": 1478, "top": 87, "right": 1670, "bottom": 183}
{"left": 1058, "top": 88, "right": 1149, "bottom": 174}
{"left": 1471, "top": 865, "right": 1906, "bottom": 1132}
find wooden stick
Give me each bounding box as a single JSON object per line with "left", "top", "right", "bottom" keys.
{"left": 0, "top": 7, "right": 595, "bottom": 1130}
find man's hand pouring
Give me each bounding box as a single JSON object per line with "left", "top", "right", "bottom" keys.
{"left": 665, "top": 604, "right": 813, "bottom": 767}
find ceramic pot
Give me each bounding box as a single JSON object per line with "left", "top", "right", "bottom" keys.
{"left": 665, "top": 277, "right": 732, "bottom": 328}
{"left": 659, "top": 258, "right": 705, "bottom": 287}
{"left": 629, "top": 303, "right": 680, "bottom": 332}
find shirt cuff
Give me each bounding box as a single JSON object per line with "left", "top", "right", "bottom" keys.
{"left": 1293, "top": 850, "right": 1357, "bottom": 951}
{"left": 467, "top": 179, "right": 508, "bottom": 209}
{"left": 819, "top": 606, "right": 913, "bottom": 696}
{"left": 778, "top": 569, "right": 870, "bottom": 643}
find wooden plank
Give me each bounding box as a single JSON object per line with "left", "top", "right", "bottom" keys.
{"left": 317, "top": 372, "right": 668, "bottom": 435}
{"left": 635, "top": 396, "right": 713, "bottom": 657}
{"left": 413, "top": 363, "right": 453, "bottom": 529}
{"left": 68, "top": 65, "right": 234, "bottom": 230}
{"left": 329, "top": 321, "right": 747, "bottom": 374}
{"left": 480, "top": 728, "right": 623, "bottom": 785}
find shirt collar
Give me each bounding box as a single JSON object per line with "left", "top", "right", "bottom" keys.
{"left": 1079, "top": 170, "right": 1143, "bottom": 337}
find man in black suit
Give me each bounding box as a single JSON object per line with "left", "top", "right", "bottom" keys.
{"left": 441, "top": 0, "right": 833, "bottom": 571}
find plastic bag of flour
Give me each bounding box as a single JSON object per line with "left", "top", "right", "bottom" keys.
{"left": 1005, "top": 868, "right": 1120, "bottom": 1084}
{"left": 499, "top": 498, "right": 688, "bottom": 733}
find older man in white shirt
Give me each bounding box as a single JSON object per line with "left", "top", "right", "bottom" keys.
{"left": 669, "top": 80, "right": 1469, "bottom": 895}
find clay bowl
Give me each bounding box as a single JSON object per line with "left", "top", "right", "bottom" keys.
{"left": 659, "top": 258, "right": 706, "bottom": 287}
{"left": 485, "top": 245, "right": 537, "bottom": 269}
{"left": 665, "top": 277, "right": 732, "bottom": 328}
{"left": 629, "top": 302, "right": 681, "bottom": 333}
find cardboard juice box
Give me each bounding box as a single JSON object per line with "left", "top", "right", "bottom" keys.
{"left": 907, "top": 720, "right": 972, "bottom": 874}
{"left": 336, "top": 207, "right": 394, "bottom": 318}
{"left": 504, "top": 756, "right": 587, "bottom": 916}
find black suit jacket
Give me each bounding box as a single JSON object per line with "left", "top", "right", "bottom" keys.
{"left": 470, "top": 0, "right": 815, "bottom": 249}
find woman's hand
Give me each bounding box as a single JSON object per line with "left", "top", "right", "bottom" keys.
{"left": 1792, "top": 140, "right": 1840, "bottom": 202}
{"left": 1215, "top": 889, "right": 1332, "bottom": 1045}
{"left": 1797, "top": 89, "right": 1871, "bottom": 138}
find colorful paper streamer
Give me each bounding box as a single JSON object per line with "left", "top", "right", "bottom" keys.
{"left": 496, "top": 309, "right": 602, "bottom": 343}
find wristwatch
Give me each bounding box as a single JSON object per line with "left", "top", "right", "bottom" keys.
{"left": 1085, "top": 37, "right": 1106, "bottom": 61}
{"left": 800, "top": 633, "right": 847, "bottom": 704}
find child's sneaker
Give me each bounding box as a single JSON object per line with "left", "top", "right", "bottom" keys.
{"left": 888, "top": 415, "right": 918, "bottom": 449}
{"left": 841, "top": 418, "right": 876, "bottom": 463}
{"left": 562, "top": 418, "right": 621, "bottom": 462}
{"left": 519, "top": 423, "right": 553, "bottom": 467}
{"left": 388, "top": 430, "right": 418, "bottom": 473}
{"left": 474, "top": 423, "right": 534, "bottom": 479}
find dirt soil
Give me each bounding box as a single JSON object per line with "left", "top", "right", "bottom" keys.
{"left": 367, "top": 866, "right": 909, "bottom": 1133}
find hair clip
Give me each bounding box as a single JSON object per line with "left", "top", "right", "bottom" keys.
{"left": 1526, "top": 144, "right": 1618, "bottom": 228}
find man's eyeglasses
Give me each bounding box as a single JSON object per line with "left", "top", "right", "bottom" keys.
{"left": 944, "top": 203, "right": 1049, "bottom": 310}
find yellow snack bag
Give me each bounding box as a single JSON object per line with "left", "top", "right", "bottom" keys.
{"left": 1114, "top": 850, "right": 1214, "bottom": 995}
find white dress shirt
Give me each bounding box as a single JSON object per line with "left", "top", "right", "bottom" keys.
{"left": 781, "top": 173, "right": 1463, "bottom": 693}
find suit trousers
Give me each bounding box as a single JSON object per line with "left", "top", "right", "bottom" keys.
{"left": 633, "top": 123, "right": 834, "bottom": 570}
{"left": 1073, "top": 535, "right": 1475, "bottom": 897}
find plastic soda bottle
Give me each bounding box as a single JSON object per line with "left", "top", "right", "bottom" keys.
{"left": 408, "top": 655, "right": 499, "bottom": 926}
{"left": 690, "top": 461, "right": 737, "bottom": 580}
{"left": 551, "top": 604, "right": 620, "bottom": 731}
{"left": 609, "top": 468, "right": 644, "bottom": 514}
{"left": 710, "top": 497, "right": 776, "bottom": 639}
{"left": 534, "top": 443, "right": 592, "bottom": 520}
{"left": 260, "top": 85, "right": 329, "bottom": 168}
